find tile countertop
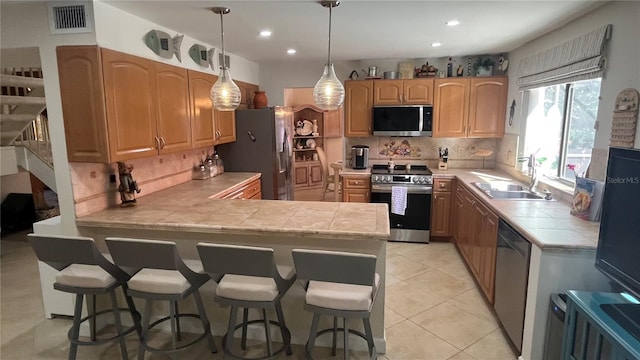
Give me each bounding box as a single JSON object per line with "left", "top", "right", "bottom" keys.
{"left": 76, "top": 172, "right": 390, "bottom": 241}
{"left": 433, "top": 169, "right": 600, "bottom": 251}
{"left": 338, "top": 165, "right": 598, "bottom": 250}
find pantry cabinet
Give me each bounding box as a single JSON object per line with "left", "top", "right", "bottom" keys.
{"left": 294, "top": 161, "right": 323, "bottom": 188}
{"left": 433, "top": 77, "right": 507, "bottom": 138}
{"left": 344, "top": 80, "right": 373, "bottom": 137}
{"left": 373, "top": 79, "right": 434, "bottom": 105}
{"left": 452, "top": 182, "right": 498, "bottom": 303}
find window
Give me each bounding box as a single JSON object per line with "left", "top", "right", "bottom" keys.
{"left": 523, "top": 78, "right": 601, "bottom": 183}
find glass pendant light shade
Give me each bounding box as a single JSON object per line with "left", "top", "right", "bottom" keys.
{"left": 210, "top": 7, "right": 240, "bottom": 111}
{"left": 313, "top": 63, "right": 344, "bottom": 110}
{"left": 210, "top": 67, "right": 241, "bottom": 111}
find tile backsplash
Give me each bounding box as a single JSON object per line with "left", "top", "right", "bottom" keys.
{"left": 345, "top": 136, "right": 498, "bottom": 169}
{"left": 70, "top": 147, "right": 214, "bottom": 216}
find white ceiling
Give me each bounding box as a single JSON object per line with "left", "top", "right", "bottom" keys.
{"left": 103, "top": 0, "right": 607, "bottom": 63}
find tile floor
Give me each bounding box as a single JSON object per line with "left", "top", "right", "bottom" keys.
{"left": 1, "top": 227, "right": 517, "bottom": 359}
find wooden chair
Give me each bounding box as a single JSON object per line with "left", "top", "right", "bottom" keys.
{"left": 315, "top": 147, "right": 342, "bottom": 201}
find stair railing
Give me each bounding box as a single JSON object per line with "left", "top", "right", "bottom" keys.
{"left": 14, "top": 114, "right": 53, "bottom": 168}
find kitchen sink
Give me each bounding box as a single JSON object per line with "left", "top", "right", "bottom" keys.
{"left": 471, "top": 182, "right": 553, "bottom": 201}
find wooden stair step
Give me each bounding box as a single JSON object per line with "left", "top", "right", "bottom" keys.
{"left": 0, "top": 74, "right": 44, "bottom": 88}
{"left": 0, "top": 114, "right": 35, "bottom": 123}
{"left": 0, "top": 95, "right": 47, "bottom": 106}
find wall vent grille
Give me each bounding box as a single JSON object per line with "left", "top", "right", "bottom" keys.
{"left": 48, "top": 3, "right": 93, "bottom": 34}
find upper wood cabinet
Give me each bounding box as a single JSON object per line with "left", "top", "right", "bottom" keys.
{"left": 433, "top": 77, "right": 507, "bottom": 138}
{"left": 214, "top": 109, "right": 236, "bottom": 145}
{"left": 155, "top": 63, "right": 192, "bottom": 153}
{"left": 188, "top": 70, "right": 216, "bottom": 148}
{"left": 235, "top": 80, "right": 259, "bottom": 110}
{"left": 468, "top": 78, "right": 507, "bottom": 137}
{"left": 344, "top": 80, "right": 373, "bottom": 137}
{"left": 57, "top": 46, "right": 110, "bottom": 163}
{"left": 373, "top": 79, "right": 434, "bottom": 105}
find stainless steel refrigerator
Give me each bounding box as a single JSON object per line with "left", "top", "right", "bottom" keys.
{"left": 216, "top": 107, "right": 294, "bottom": 200}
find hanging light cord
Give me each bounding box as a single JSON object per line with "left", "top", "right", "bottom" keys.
{"left": 327, "top": 4, "right": 332, "bottom": 66}
{"left": 219, "top": 12, "right": 226, "bottom": 69}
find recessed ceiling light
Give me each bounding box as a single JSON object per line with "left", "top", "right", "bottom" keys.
{"left": 431, "top": 42, "right": 442, "bottom": 47}
{"left": 259, "top": 30, "right": 272, "bottom": 37}
{"left": 287, "top": 49, "right": 296, "bottom": 55}
{"left": 446, "top": 20, "right": 460, "bottom": 26}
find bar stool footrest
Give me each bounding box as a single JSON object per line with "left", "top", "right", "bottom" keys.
{"left": 306, "top": 327, "right": 377, "bottom": 360}
{"left": 67, "top": 308, "right": 138, "bottom": 346}
{"left": 223, "top": 319, "right": 291, "bottom": 360}
{"left": 141, "top": 313, "right": 210, "bottom": 354}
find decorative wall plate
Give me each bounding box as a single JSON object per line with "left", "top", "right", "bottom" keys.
{"left": 144, "top": 30, "right": 183, "bottom": 61}
{"left": 189, "top": 44, "right": 209, "bottom": 67}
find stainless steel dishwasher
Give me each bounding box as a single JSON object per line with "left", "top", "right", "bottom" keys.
{"left": 494, "top": 219, "right": 532, "bottom": 353}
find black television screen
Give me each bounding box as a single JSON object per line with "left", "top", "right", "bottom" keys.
{"left": 595, "top": 147, "right": 640, "bottom": 300}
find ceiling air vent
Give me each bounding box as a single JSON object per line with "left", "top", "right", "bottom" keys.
{"left": 47, "top": 2, "right": 93, "bottom": 34}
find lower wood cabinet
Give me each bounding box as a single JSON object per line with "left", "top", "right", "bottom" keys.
{"left": 341, "top": 176, "right": 370, "bottom": 203}
{"left": 431, "top": 178, "right": 453, "bottom": 237}
{"left": 294, "top": 161, "right": 323, "bottom": 188}
{"left": 219, "top": 178, "right": 262, "bottom": 200}
{"left": 452, "top": 182, "right": 498, "bottom": 303}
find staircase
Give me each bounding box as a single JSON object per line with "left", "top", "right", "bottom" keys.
{"left": 1, "top": 68, "right": 56, "bottom": 192}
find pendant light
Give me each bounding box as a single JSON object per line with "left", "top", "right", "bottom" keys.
{"left": 210, "top": 7, "right": 241, "bottom": 111}
{"left": 313, "top": 1, "right": 344, "bottom": 111}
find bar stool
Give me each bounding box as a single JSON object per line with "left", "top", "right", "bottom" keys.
{"left": 105, "top": 237, "right": 217, "bottom": 359}
{"left": 27, "top": 234, "right": 140, "bottom": 360}
{"left": 196, "top": 243, "right": 296, "bottom": 360}
{"left": 292, "top": 249, "right": 380, "bottom": 360}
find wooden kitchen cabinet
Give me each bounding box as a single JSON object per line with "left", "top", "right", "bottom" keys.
{"left": 294, "top": 161, "right": 323, "bottom": 189}
{"left": 341, "top": 176, "right": 370, "bottom": 203}
{"left": 214, "top": 109, "right": 236, "bottom": 145}
{"left": 452, "top": 182, "right": 499, "bottom": 303}
{"left": 235, "top": 80, "right": 259, "bottom": 110}
{"left": 60, "top": 46, "right": 201, "bottom": 163}
{"left": 373, "top": 79, "right": 434, "bottom": 105}
{"left": 468, "top": 77, "right": 507, "bottom": 137}
{"left": 430, "top": 178, "right": 453, "bottom": 237}
{"left": 218, "top": 178, "right": 262, "bottom": 200}
{"left": 344, "top": 80, "right": 373, "bottom": 137}
{"left": 188, "top": 70, "right": 216, "bottom": 148}
{"left": 433, "top": 77, "right": 507, "bottom": 138}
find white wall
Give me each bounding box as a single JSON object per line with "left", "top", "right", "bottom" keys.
{"left": 1, "top": 171, "right": 32, "bottom": 202}
{"left": 92, "top": 1, "right": 259, "bottom": 84}
{"left": 0, "top": 47, "right": 41, "bottom": 68}
{"left": 1, "top": 1, "right": 98, "bottom": 235}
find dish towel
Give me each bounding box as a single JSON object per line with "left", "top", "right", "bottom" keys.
{"left": 391, "top": 186, "right": 408, "bottom": 216}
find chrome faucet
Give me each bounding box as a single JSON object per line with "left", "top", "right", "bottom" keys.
{"left": 527, "top": 150, "right": 541, "bottom": 192}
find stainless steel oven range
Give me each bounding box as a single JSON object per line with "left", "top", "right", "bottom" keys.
{"left": 370, "top": 164, "right": 433, "bottom": 243}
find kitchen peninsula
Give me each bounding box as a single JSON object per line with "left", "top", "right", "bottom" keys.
{"left": 75, "top": 172, "right": 391, "bottom": 351}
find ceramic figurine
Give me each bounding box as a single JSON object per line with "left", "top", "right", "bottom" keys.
{"left": 144, "top": 30, "right": 184, "bottom": 61}
{"left": 117, "top": 162, "right": 141, "bottom": 207}
{"left": 457, "top": 65, "right": 464, "bottom": 77}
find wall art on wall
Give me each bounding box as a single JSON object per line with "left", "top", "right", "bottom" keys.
{"left": 189, "top": 44, "right": 209, "bottom": 67}
{"left": 379, "top": 139, "right": 421, "bottom": 157}
{"left": 207, "top": 48, "right": 216, "bottom": 69}
{"left": 143, "top": 30, "right": 183, "bottom": 61}
{"left": 610, "top": 88, "right": 639, "bottom": 148}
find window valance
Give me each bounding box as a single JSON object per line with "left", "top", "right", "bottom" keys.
{"left": 516, "top": 24, "right": 612, "bottom": 90}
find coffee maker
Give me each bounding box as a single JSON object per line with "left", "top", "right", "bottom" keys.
{"left": 351, "top": 145, "right": 369, "bottom": 169}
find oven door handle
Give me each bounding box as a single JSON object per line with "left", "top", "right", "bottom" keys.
{"left": 371, "top": 184, "right": 433, "bottom": 194}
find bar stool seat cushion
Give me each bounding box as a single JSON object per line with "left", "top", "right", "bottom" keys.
{"left": 128, "top": 269, "right": 190, "bottom": 294}
{"left": 216, "top": 265, "right": 294, "bottom": 302}
{"left": 306, "top": 273, "right": 380, "bottom": 311}
{"left": 56, "top": 264, "right": 117, "bottom": 288}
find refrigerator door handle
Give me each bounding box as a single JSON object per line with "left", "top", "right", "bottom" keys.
{"left": 247, "top": 130, "right": 257, "bottom": 142}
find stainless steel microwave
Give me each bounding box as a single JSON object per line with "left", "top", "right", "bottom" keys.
{"left": 372, "top": 105, "right": 433, "bottom": 136}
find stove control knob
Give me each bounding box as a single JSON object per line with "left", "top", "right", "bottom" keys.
{"left": 372, "top": 175, "right": 379, "bottom": 182}
{"left": 426, "top": 177, "right": 433, "bottom": 184}
{"left": 384, "top": 176, "right": 391, "bottom": 183}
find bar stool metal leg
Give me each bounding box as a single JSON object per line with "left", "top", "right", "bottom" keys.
{"left": 275, "top": 302, "right": 293, "bottom": 356}
{"left": 192, "top": 289, "right": 217, "bottom": 353}
{"left": 174, "top": 301, "right": 182, "bottom": 341}
{"left": 226, "top": 306, "right": 239, "bottom": 355}
{"left": 90, "top": 295, "right": 97, "bottom": 342}
{"left": 332, "top": 317, "right": 338, "bottom": 356}
{"left": 68, "top": 293, "right": 84, "bottom": 360}
{"left": 108, "top": 291, "right": 129, "bottom": 360}
{"left": 343, "top": 318, "right": 349, "bottom": 360}
{"left": 241, "top": 308, "right": 249, "bottom": 350}
{"left": 363, "top": 318, "right": 376, "bottom": 359}
{"left": 138, "top": 299, "right": 153, "bottom": 360}
{"left": 263, "top": 309, "right": 273, "bottom": 357}
{"left": 306, "top": 313, "right": 321, "bottom": 359}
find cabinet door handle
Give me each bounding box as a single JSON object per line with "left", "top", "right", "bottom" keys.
{"left": 153, "top": 136, "right": 160, "bottom": 150}
{"left": 159, "top": 137, "right": 166, "bottom": 149}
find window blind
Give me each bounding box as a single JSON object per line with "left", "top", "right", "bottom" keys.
{"left": 516, "top": 24, "right": 612, "bottom": 90}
